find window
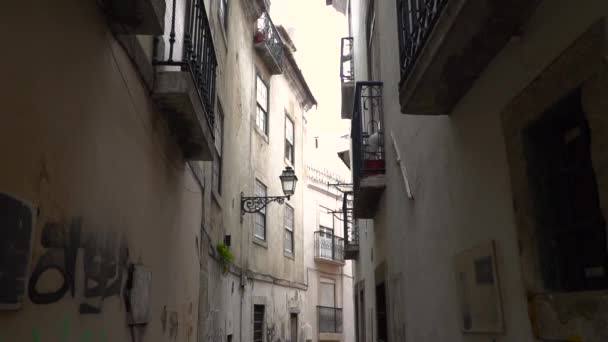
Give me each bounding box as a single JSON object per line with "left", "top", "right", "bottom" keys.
{"left": 366, "top": 0, "right": 376, "bottom": 79}
{"left": 219, "top": 0, "right": 229, "bottom": 33}
{"left": 253, "top": 305, "right": 265, "bottom": 342}
{"left": 256, "top": 74, "right": 269, "bottom": 135}
{"left": 254, "top": 180, "right": 267, "bottom": 240}
{"left": 524, "top": 88, "right": 607, "bottom": 291}
{"left": 213, "top": 104, "right": 224, "bottom": 194}
{"left": 285, "top": 115, "right": 295, "bottom": 165}
{"left": 284, "top": 205, "right": 294, "bottom": 254}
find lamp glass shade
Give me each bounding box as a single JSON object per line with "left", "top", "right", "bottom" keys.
{"left": 279, "top": 167, "right": 298, "bottom": 196}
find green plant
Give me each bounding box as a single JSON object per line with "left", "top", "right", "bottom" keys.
{"left": 216, "top": 243, "right": 234, "bottom": 274}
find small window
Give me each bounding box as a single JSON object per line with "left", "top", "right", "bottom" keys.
{"left": 285, "top": 115, "right": 295, "bottom": 165}
{"left": 256, "top": 74, "right": 269, "bottom": 135}
{"left": 254, "top": 180, "right": 267, "bottom": 240}
{"left": 284, "top": 205, "right": 294, "bottom": 254}
{"left": 213, "top": 105, "right": 224, "bottom": 194}
{"left": 253, "top": 305, "right": 265, "bottom": 342}
{"left": 219, "top": 0, "right": 229, "bottom": 33}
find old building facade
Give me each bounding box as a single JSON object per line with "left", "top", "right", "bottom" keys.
{"left": 302, "top": 164, "right": 355, "bottom": 342}
{"left": 343, "top": 0, "right": 608, "bottom": 341}
{"left": 0, "top": 0, "right": 317, "bottom": 342}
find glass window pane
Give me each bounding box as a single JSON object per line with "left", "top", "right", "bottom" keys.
{"left": 256, "top": 76, "right": 268, "bottom": 112}
{"left": 215, "top": 105, "right": 223, "bottom": 155}
{"left": 286, "top": 117, "right": 294, "bottom": 143}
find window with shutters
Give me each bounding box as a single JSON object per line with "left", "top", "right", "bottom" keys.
{"left": 254, "top": 180, "right": 267, "bottom": 240}
{"left": 285, "top": 115, "right": 295, "bottom": 165}
{"left": 256, "top": 74, "right": 269, "bottom": 135}
{"left": 284, "top": 204, "right": 294, "bottom": 255}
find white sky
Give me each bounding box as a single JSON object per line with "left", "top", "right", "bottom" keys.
{"left": 271, "top": 0, "right": 351, "bottom": 179}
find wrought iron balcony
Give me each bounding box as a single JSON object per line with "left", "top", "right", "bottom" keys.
{"left": 397, "top": 0, "right": 540, "bottom": 114}
{"left": 341, "top": 191, "right": 358, "bottom": 260}
{"left": 153, "top": 0, "right": 217, "bottom": 161}
{"left": 241, "top": 0, "right": 271, "bottom": 22}
{"left": 314, "top": 232, "right": 345, "bottom": 265}
{"left": 340, "top": 37, "right": 355, "bottom": 119}
{"left": 254, "top": 12, "right": 284, "bottom": 75}
{"left": 340, "top": 37, "right": 354, "bottom": 83}
{"left": 318, "top": 306, "right": 343, "bottom": 334}
{"left": 352, "top": 82, "right": 385, "bottom": 218}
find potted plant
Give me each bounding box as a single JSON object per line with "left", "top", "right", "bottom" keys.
{"left": 254, "top": 30, "right": 265, "bottom": 43}
{"left": 216, "top": 242, "right": 234, "bottom": 274}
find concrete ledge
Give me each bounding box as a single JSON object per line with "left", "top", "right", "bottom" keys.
{"left": 319, "top": 332, "right": 342, "bottom": 341}
{"left": 153, "top": 71, "right": 214, "bottom": 161}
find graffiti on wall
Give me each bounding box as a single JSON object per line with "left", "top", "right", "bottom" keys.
{"left": 27, "top": 217, "right": 130, "bottom": 314}
{"left": 0, "top": 193, "right": 35, "bottom": 310}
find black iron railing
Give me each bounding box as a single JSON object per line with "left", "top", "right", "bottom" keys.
{"left": 318, "top": 306, "right": 343, "bottom": 333}
{"left": 342, "top": 191, "right": 358, "bottom": 247}
{"left": 154, "top": 0, "right": 218, "bottom": 131}
{"left": 397, "top": 0, "right": 448, "bottom": 84}
{"left": 352, "top": 82, "right": 385, "bottom": 190}
{"left": 254, "top": 12, "right": 284, "bottom": 65}
{"left": 340, "top": 37, "right": 354, "bottom": 83}
{"left": 314, "top": 231, "right": 345, "bottom": 263}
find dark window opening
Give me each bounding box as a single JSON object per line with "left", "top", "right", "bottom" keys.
{"left": 376, "top": 282, "right": 388, "bottom": 342}
{"left": 253, "top": 305, "right": 265, "bottom": 342}
{"left": 524, "top": 87, "right": 608, "bottom": 292}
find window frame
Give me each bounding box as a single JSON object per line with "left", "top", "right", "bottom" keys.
{"left": 284, "top": 204, "right": 295, "bottom": 255}
{"left": 218, "top": 0, "right": 229, "bottom": 34}
{"left": 255, "top": 73, "right": 269, "bottom": 135}
{"left": 254, "top": 179, "right": 267, "bottom": 241}
{"left": 253, "top": 305, "right": 265, "bottom": 342}
{"left": 213, "top": 103, "right": 224, "bottom": 195}
{"left": 285, "top": 114, "right": 295, "bottom": 165}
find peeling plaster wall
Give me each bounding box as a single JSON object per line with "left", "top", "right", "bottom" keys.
{"left": 0, "top": 1, "right": 204, "bottom": 341}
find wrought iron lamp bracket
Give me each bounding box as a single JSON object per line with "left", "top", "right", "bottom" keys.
{"left": 240, "top": 192, "right": 289, "bottom": 215}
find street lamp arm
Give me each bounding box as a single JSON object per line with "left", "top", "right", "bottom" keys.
{"left": 241, "top": 193, "right": 289, "bottom": 214}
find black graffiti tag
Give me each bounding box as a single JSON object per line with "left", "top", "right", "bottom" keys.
{"left": 27, "top": 218, "right": 129, "bottom": 314}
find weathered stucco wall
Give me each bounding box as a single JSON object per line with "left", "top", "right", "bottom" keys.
{"left": 0, "top": 1, "right": 204, "bottom": 341}
{"left": 350, "top": 0, "right": 608, "bottom": 341}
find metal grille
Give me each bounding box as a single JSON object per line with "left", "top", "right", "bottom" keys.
{"left": 155, "top": 0, "right": 218, "bottom": 131}
{"left": 352, "top": 82, "right": 385, "bottom": 191}
{"left": 317, "top": 306, "right": 343, "bottom": 333}
{"left": 314, "top": 231, "right": 345, "bottom": 262}
{"left": 340, "top": 37, "right": 354, "bottom": 83}
{"left": 396, "top": 0, "right": 448, "bottom": 84}
{"left": 254, "top": 12, "right": 284, "bottom": 65}
{"left": 253, "top": 305, "right": 265, "bottom": 342}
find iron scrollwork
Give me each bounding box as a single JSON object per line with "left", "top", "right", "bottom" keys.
{"left": 241, "top": 193, "right": 288, "bottom": 215}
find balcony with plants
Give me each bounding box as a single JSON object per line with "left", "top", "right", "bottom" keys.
{"left": 254, "top": 11, "right": 284, "bottom": 75}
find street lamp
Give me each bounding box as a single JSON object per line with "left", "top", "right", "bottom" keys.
{"left": 241, "top": 167, "right": 298, "bottom": 215}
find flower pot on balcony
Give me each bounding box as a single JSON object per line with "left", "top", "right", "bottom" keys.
{"left": 254, "top": 31, "right": 265, "bottom": 43}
